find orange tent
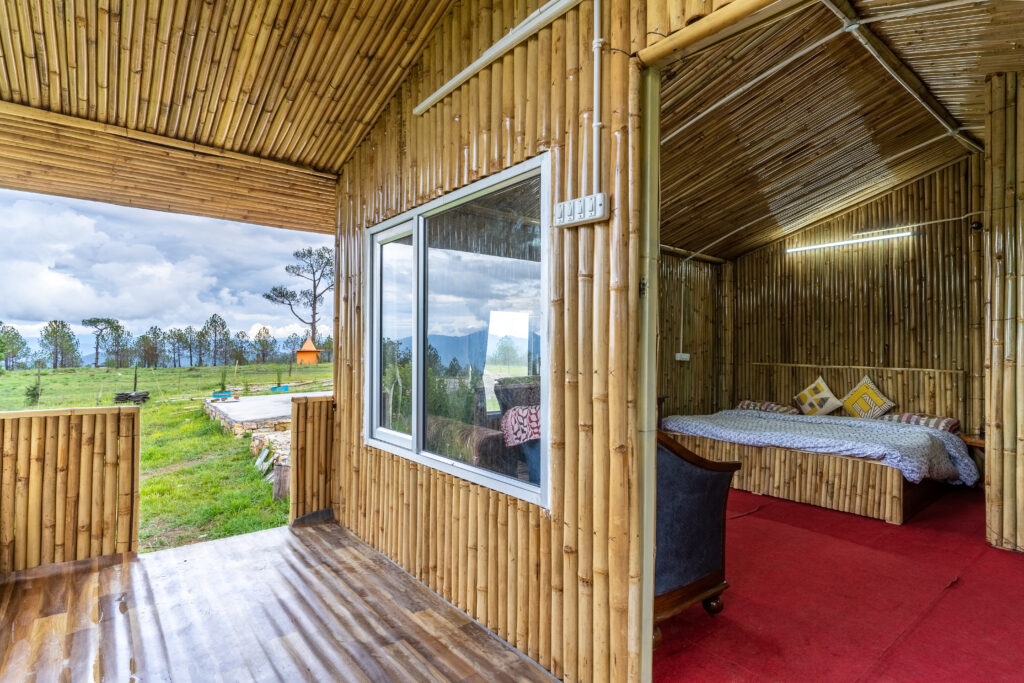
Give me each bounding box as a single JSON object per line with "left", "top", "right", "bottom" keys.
{"left": 295, "top": 337, "right": 321, "bottom": 365}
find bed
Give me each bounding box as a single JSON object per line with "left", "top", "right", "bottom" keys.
{"left": 661, "top": 410, "right": 979, "bottom": 524}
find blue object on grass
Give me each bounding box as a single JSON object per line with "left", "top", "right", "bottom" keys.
{"left": 212, "top": 391, "right": 232, "bottom": 398}
{"left": 271, "top": 386, "right": 290, "bottom": 393}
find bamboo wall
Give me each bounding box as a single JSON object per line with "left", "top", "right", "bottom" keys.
{"left": 332, "top": 1, "right": 648, "bottom": 680}
{"left": 984, "top": 72, "right": 1023, "bottom": 553}
{"left": 289, "top": 396, "right": 336, "bottom": 522}
{"left": 0, "top": 406, "right": 140, "bottom": 573}
{"left": 657, "top": 253, "right": 722, "bottom": 416}
{"left": 732, "top": 158, "right": 984, "bottom": 432}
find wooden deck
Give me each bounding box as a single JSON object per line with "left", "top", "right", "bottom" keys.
{"left": 0, "top": 522, "right": 551, "bottom": 681}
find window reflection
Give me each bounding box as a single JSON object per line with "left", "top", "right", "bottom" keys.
{"left": 379, "top": 233, "right": 414, "bottom": 435}
{"left": 424, "top": 176, "right": 542, "bottom": 483}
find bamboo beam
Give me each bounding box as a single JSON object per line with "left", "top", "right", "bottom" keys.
{"left": 816, "top": 0, "right": 982, "bottom": 154}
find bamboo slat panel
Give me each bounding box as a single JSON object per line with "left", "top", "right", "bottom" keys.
{"left": 658, "top": 4, "right": 969, "bottom": 259}
{"left": 0, "top": 406, "right": 140, "bottom": 573}
{"left": 732, "top": 158, "right": 983, "bottom": 432}
{"left": 332, "top": 1, "right": 645, "bottom": 680}
{"left": 289, "top": 396, "right": 335, "bottom": 522}
{"left": 658, "top": 253, "right": 721, "bottom": 416}
{"left": 853, "top": 0, "right": 1024, "bottom": 141}
{"left": 738, "top": 365, "right": 967, "bottom": 427}
{"left": 983, "top": 72, "right": 1023, "bottom": 553}
{"left": 0, "top": 0, "right": 448, "bottom": 175}
{"left": 667, "top": 432, "right": 907, "bottom": 524}
{"left": 0, "top": 104, "right": 336, "bottom": 234}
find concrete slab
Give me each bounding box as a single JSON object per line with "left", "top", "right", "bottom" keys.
{"left": 207, "top": 391, "right": 332, "bottom": 423}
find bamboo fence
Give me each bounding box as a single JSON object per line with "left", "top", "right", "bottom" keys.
{"left": 0, "top": 406, "right": 140, "bottom": 573}
{"left": 330, "top": 1, "right": 652, "bottom": 680}
{"left": 668, "top": 433, "right": 910, "bottom": 524}
{"left": 289, "top": 396, "right": 335, "bottom": 522}
{"left": 984, "top": 71, "right": 1023, "bottom": 553}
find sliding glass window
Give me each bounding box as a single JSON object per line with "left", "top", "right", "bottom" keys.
{"left": 366, "top": 157, "right": 549, "bottom": 506}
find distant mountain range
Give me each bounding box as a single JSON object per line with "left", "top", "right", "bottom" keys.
{"left": 396, "top": 329, "right": 541, "bottom": 373}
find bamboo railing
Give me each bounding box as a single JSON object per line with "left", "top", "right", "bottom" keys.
{"left": 984, "top": 71, "right": 1023, "bottom": 553}
{"left": 0, "top": 406, "right": 140, "bottom": 573}
{"left": 289, "top": 396, "right": 335, "bottom": 523}
{"left": 333, "top": 1, "right": 645, "bottom": 680}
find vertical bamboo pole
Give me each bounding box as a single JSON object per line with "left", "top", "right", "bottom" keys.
{"left": 41, "top": 415, "right": 58, "bottom": 564}
{"left": 54, "top": 414, "right": 70, "bottom": 563}
{"left": 1, "top": 418, "right": 15, "bottom": 572}
{"left": 26, "top": 416, "right": 44, "bottom": 569}
{"left": 77, "top": 413, "right": 94, "bottom": 559}
{"left": 90, "top": 411, "right": 105, "bottom": 556}
{"left": 102, "top": 411, "right": 118, "bottom": 555}
{"left": 116, "top": 409, "right": 134, "bottom": 553}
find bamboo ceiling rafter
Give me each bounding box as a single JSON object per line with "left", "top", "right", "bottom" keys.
{"left": 0, "top": 0, "right": 454, "bottom": 176}
{"left": 816, "top": 0, "right": 983, "bottom": 153}
{"left": 657, "top": 0, "right": 1024, "bottom": 259}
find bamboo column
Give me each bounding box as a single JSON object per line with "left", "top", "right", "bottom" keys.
{"left": 985, "top": 71, "right": 1024, "bottom": 552}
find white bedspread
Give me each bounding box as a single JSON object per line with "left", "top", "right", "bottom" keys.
{"left": 661, "top": 410, "right": 979, "bottom": 485}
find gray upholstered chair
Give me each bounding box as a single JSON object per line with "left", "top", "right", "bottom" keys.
{"left": 653, "top": 430, "right": 740, "bottom": 646}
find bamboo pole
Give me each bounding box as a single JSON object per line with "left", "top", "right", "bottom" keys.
{"left": 26, "top": 416, "right": 44, "bottom": 569}
{"left": 1, "top": 419, "right": 16, "bottom": 572}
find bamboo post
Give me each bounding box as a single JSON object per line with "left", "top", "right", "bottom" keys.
{"left": 54, "top": 414, "right": 70, "bottom": 563}
{"left": 26, "top": 416, "right": 44, "bottom": 569}
{"left": 1, "top": 418, "right": 15, "bottom": 572}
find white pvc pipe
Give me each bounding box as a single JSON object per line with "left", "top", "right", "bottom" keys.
{"left": 593, "top": 0, "right": 604, "bottom": 194}
{"left": 413, "top": 0, "right": 585, "bottom": 116}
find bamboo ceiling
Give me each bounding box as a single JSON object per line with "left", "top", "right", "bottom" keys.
{"left": 659, "top": 0, "right": 1024, "bottom": 259}
{"left": 0, "top": 0, "right": 451, "bottom": 175}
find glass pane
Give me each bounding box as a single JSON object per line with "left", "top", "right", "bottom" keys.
{"left": 379, "top": 233, "right": 414, "bottom": 435}
{"left": 424, "top": 176, "right": 543, "bottom": 485}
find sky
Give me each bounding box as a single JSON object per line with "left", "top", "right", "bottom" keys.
{"left": 0, "top": 188, "right": 334, "bottom": 346}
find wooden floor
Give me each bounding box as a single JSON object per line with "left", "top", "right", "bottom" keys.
{"left": 0, "top": 522, "right": 551, "bottom": 681}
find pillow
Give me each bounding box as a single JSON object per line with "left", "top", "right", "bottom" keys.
{"left": 840, "top": 375, "right": 896, "bottom": 418}
{"left": 794, "top": 376, "right": 843, "bottom": 415}
{"left": 735, "top": 399, "right": 800, "bottom": 415}
{"left": 878, "top": 412, "right": 961, "bottom": 433}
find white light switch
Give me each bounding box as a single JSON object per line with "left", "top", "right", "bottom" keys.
{"left": 552, "top": 192, "right": 610, "bottom": 228}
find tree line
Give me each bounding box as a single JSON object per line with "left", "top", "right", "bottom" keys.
{"left": 0, "top": 316, "right": 333, "bottom": 371}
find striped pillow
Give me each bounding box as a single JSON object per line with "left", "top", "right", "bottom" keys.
{"left": 878, "top": 412, "right": 961, "bottom": 433}
{"left": 736, "top": 399, "right": 800, "bottom": 415}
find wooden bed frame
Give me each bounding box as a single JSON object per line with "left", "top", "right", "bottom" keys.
{"left": 665, "top": 432, "right": 943, "bottom": 524}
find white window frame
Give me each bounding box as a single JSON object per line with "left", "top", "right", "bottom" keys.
{"left": 364, "top": 154, "right": 552, "bottom": 508}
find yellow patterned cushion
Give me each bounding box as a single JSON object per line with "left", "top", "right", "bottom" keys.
{"left": 794, "top": 376, "right": 842, "bottom": 415}
{"left": 841, "top": 375, "right": 896, "bottom": 418}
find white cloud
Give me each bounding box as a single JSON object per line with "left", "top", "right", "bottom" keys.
{"left": 0, "top": 188, "right": 334, "bottom": 338}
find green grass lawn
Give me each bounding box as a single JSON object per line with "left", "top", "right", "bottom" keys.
{"left": 0, "top": 362, "right": 334, "bottom": 411}
{"left": 0, "top": 363, "right": 335, "bottom": 552}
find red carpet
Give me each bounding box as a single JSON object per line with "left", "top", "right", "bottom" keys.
{"left": 653, "top": 487, "right": 1024, "bottom": 682}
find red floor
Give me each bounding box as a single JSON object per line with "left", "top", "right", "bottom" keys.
{"left": 653, "top": 486, "right": 1024, "bottom": 682}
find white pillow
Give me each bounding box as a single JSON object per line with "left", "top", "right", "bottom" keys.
{"left": 794, "top": 376, "right": 842, "bottom": 416}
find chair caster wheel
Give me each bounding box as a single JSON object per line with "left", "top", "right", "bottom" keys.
{"left": 702, "top": 595, "right": 724, "bottom": 615}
